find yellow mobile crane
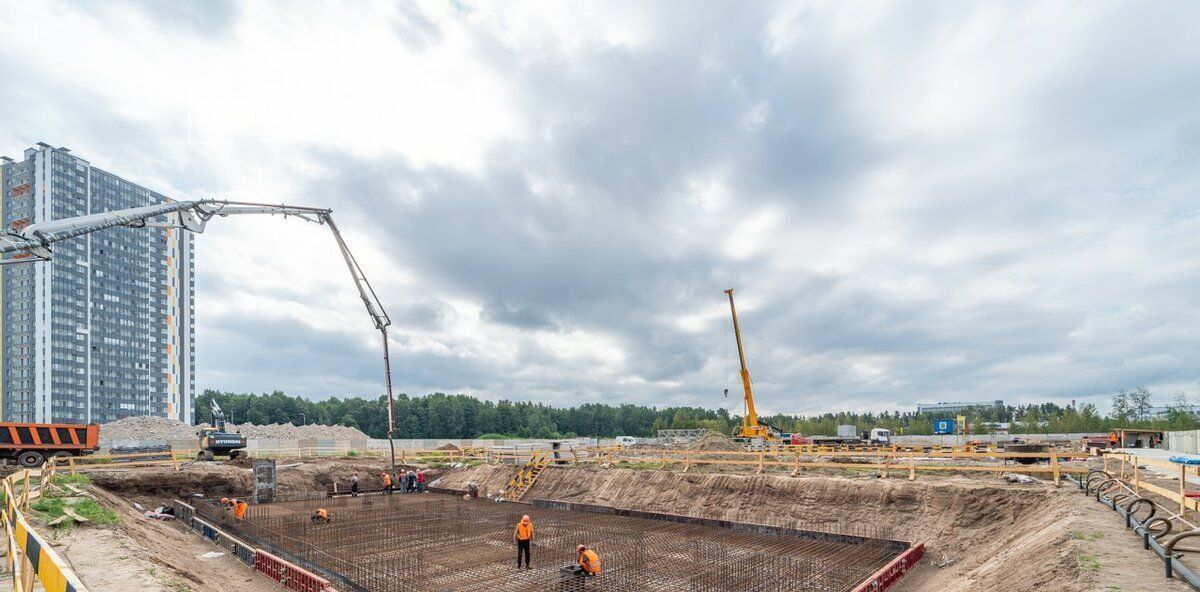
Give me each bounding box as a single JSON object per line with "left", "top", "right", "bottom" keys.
{"left": 724, "top": 289, "right": 780, "bottom": 443}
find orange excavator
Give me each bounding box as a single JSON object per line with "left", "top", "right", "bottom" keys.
{"left": 724, "top": 289, "right": 781, "bottom": 444}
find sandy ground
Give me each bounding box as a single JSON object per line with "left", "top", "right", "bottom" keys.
{"left": 437, "top": 464, "right": 1189, "bottom": 592}
{"left": 38, "top": 485, "right": 279, "bottom": 592}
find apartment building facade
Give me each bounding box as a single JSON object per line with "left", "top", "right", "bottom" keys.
{"left": 0, "top": 143, "right": 195, "bottom": 424}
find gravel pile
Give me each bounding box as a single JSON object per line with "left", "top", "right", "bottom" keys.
{"left": 100, "top": 416, "right": 370, "bottom": 441}
{"left": 210, "top": 422, "right": 370, "bottom": 440}
{"left": 102, "top": 416, "right": 198, "bottom": 440}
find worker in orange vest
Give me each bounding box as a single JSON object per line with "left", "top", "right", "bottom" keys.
{"left": 514, "top": 515, "right": 533, "bottom": 569}
{"left": 575, "top": 544, "right": 601, "bottom": 576}
{"left": 1109, "top": 432, "right": 1119, "bottom": 449}
{"left": 382, "top": 472, "right": 393, "bottom": 495}
{"left": 311, "top": 508, "right": 330, "bottom": 523}
{"left": 234, "top": 499, "right": 249, "bottom": 520}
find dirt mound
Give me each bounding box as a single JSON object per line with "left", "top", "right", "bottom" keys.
{"left": 87, "top": 457, "right": 423, "bottom": 503}
{"left": 428, "top": 463, "right": 513, "bottom": 498}
{"left": 436, "top": 443, "right": 461, "bottom": 451}
{"left": 209, "top": 422, "right": 370, "bottom": 440}
{"left": 99, "top": 416, "right": 371, "bottom": 441}
{"left": 687, "top": 431, "right": 740, "bottom": 451}
{"left": 102, "top": 416, "right": 197, "bottom": 440}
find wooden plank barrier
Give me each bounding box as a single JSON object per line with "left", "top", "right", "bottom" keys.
{"left": 1, "top": 469, "right": 90, "bottom": 592}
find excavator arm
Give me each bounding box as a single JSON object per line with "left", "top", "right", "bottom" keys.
{"left": 0, "top": 199, "right": 399, "bottom": 473}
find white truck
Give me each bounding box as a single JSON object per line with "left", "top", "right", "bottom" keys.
{"left": 810, "top": 426, "right": 891, "bottom": 446}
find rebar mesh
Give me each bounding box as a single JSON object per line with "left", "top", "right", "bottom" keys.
{"left": 197, "top": 494, "right": 905, "bottom": 592}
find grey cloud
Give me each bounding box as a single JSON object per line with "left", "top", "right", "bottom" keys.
{"left": 9, "top": 2, "right": 1200, "bottom": 416}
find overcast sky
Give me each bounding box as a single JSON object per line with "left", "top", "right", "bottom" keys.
{"left": 2, "top": 1, "right": 1198, "bottom": 415}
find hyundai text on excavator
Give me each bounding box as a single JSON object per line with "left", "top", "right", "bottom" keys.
{"left": 724, "top": 289, "right": 782, "bottom": 446}
{"left": 198, "top": 400, "right": 247, "bottom": 461}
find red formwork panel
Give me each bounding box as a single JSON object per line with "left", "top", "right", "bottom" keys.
{"left": 254, "top": 549, "right": 333, "bottom": 592}
{"left": 851, "top": 542, "right": 926, "bottom": 592}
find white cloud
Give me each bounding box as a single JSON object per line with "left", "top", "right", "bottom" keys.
{"left": 2, "top": 1, "right": 1199, "bottom": 415}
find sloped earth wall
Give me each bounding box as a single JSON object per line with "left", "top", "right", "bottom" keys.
{"left": 437, "top": 465, "right": 1171, "bottom": 592}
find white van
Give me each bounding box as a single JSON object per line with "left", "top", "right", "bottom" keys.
{"left": 614, "top": 436, "right": 637, "bottom": 446}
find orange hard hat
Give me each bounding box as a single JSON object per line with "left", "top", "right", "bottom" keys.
{"left": 577, "top": 544, "right": 585, "bottom": 553}
{"left": 521, "top": 515, "right": 531, "bottom": 523}
{"left": 220, "top": 497, "right": 229, "bottom": 504}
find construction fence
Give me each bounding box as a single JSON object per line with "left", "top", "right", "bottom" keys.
{"left": 0, "top": 464, "right": 90, "bottom": 592}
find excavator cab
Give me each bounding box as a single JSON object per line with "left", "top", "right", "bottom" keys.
{"left": 197, "top": 401, "right": 247, "bottom": 461}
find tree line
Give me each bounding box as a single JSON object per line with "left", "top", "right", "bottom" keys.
{"left": 194, "top": 386, "right": 1200, "bottom": 439}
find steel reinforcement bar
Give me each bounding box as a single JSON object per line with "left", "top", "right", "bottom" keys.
{"left": 195, "top": 492, "right": 914, "bottom": 592}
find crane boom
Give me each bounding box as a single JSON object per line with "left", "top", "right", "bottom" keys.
{"left": 0, "top": 198, "right": 399, "bottom": 474}
{"left": 724, "top": 288, "right": 775, "bottom": 442}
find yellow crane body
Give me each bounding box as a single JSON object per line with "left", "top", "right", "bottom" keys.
{"left": 725, "top": 289, "right": 776, "bottom": 442}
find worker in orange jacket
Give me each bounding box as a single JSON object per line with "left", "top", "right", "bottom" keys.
{"left": 1109, "top": 432, "right": 1119, "bottom": 449}
{"left": 514, "top": 515, "right": 533, "bottom": 569}
{"left": 382, "top": 472, "right": 393, "bottom": 495}
{"left": 234, "top": 499, "right": 249, "bottom": 520}
{"left": 575, "top": 544, "right": 601, "bottom": 576}
{"left": 311, "top": 508, "right": 330, "bottom": 523}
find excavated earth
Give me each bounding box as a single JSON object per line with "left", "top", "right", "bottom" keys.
{"left": 74, "top": 458, "right": 1191, "bottom": 592}
{"left": 436, "top": 464, "right": 1189, "bottom": 592}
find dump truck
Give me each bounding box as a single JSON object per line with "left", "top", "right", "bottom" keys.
{"left": 0, "top": 422, "right": 100, "bottom": 467}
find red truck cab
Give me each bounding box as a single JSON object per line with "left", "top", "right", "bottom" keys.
{"left": 0, "top": 422, "right": 100, "bottom": 467}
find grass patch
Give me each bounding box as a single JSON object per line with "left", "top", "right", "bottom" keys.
{"left": 346, "top": 450, "right": 359, "bottom": 457}
{"left": 74, "top": 499, "right": 118, "bottom": 524}
{"left": 162, "top": 577, "right": 193, "bottom": 592}
{"left": 29, "top": 482, "right": 117, "bottom": 536}
{"left": 1077, "top": 554, "right": 1101, "bottom": 571}
{"left": 52, "top": 473, "right": 92, "bottom": 486}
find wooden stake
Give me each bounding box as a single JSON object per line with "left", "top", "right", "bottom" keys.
{"left": 1181, "top": 462, "right": 1187, "bottom": 528}
{"left": 908, "top": 455, "right": 916, "bottom": 481}
{"left": 1050, "top": 446, "right": 1060, "bottom": 487}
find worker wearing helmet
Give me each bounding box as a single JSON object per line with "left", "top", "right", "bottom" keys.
{"left": 514, "top": 515, "right": 533, "bottom": 569}
{"left": 575, "top": 545, "right": 601, "bottom": 576}
{"left": 311, "top": 508, "right": 330, "bottom": 523}
{"left": 234, "top": 499, "right": 249, "bottom": 520}
{"left": 382, "top": 472, "right": 393, "bottom": 495}
{"left": 219, "top": 497, "right": 230, "bottom": 509}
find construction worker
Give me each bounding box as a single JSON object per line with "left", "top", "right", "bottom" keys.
{"left": 514, "top": 515, "right": 533, "bottom": 569}
{"left": 382, "top": 472, "right": 393, "bottom": 495}
{"left": 1109, "top": 432, "right": 1119, "bottom": 449}
{"left": 234, "top": 499, "right": 249, "bottom": 520}
{"left": 311, "top": 508, "right": 330, "bottom": 523}
{"left": 219, "top": 497, "right": 230, "bottom": 510}
{"left": 350, "top": 472, "right": 360, "bottom": 497}
{"left": 575, "top": 545, "right": 601, "bottom": 576}
{"left": 417, "top": 469, "right": 426, "bottom": 493}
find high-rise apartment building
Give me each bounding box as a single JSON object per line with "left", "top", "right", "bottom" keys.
{"left": 0, "top": 143, "right": 195, "bottom": 424}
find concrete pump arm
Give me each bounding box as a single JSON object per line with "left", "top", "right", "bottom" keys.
{"left": 0, "top": 199, "right": 400, "bottom": 472}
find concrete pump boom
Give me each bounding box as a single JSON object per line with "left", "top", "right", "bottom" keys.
{"left": 0, "top": 199, "right": 400, "bottom": 474}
